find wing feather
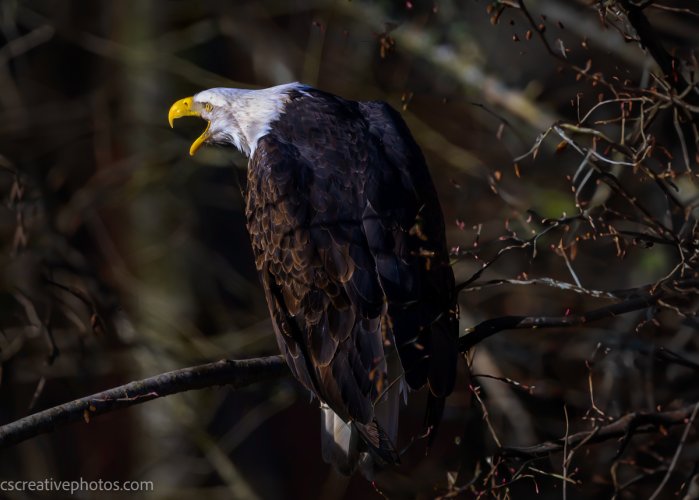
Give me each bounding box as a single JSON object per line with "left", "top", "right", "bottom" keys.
{"left": 358, "top": 100, "right": 459, "bottom": 398}
{"left": 246, "top": 109, "right": 384, "bottom": 428}
{"left": 245, "top": 89, "right": 457, "bottom": 469}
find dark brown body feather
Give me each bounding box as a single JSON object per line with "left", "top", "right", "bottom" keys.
{"left": 244, "top": 88, "right": 458, "bottom": 460}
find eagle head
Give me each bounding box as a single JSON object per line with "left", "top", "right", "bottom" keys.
{"left": 168, "top": 84, "right": 301, "bottom": 157}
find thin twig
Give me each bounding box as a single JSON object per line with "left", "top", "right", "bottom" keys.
{"left": 648, "top": 402, "right": 699, "bottom": 500}
{"left": 563, "top": 405, "right": 570, "bottom": 500}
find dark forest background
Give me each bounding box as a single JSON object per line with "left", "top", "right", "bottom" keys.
{"left": 2, "top": 0, "right": 699, "bottom": 498}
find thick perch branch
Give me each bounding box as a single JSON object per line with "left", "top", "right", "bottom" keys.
{"left": 0, "top": 355, "right": 287, "bottom": 449}
{"left": 0, "top": 283, "right": 673, "bottom": 451}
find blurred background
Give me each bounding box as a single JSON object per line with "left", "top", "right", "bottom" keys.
{"left": 1, "top": 0, "right": 699, "bottom": 498}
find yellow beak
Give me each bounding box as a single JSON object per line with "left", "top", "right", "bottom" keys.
{"left": 168, "top": 96, "right": 210, "bottom": 156}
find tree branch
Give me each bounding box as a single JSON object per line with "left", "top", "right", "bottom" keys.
{"left": 502, "top": 401, "right": 699, "bottom": 458}
{"left": 0, "top": 355, "right": 288, "bottom": 449}
{"left": 0, "top": 278, "right": 680, "bottom": 451}
{"left": 458, "top": 292, "right": 660, "bottom": 352}
{"left": 618, "top": 0, "right": 699, "bottom": 125}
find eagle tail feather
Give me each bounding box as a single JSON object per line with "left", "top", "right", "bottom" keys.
{"left": 353, "top": 420, "right": 400, "bottom": 468}
{"left": 320, "top": 399, "right": 401, "bottom": 477}
{"left": 320, "top": 405, "right": 359, "bottom": 475}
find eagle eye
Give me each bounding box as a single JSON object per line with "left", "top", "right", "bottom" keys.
{"left": 204, "top": 103, "right": 213, "bottom": 112}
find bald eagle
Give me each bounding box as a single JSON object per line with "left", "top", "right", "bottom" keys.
{"left": 169, "top": 83, "right": 459, "bottom": 474}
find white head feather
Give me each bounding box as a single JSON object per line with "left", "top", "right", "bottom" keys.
{"left": 192, "top": 82, "right": 308, "bottom": 157}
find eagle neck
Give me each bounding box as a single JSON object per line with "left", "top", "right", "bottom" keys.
{"left": 231, "top": 83, "right": 305, "bottom": 156}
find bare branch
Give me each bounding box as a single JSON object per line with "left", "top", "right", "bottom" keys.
{"left": 458, "top": 289, "right": 661, "bottom": 352}
{"left": 502, "top": 402, "right": 699, "bottom": 459}
{"left": 648, "top": 402, "right": 699, "bottom": 500}
{"left": 0, "top": 355, "right": 288, "bottom": 449}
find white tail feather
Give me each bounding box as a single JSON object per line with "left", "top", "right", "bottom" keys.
{"left": 320, "top": 322, "right": 404, "bottom": 476}
{"left": 319, "top": 373, "right": 403, "bottom": 477}
{"left": 320, "top": 404, "right": 360, "bottom": 475}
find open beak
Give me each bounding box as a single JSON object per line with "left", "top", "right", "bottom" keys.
{"left": 168, "top": 97, "right": 210, "bottom": 156}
